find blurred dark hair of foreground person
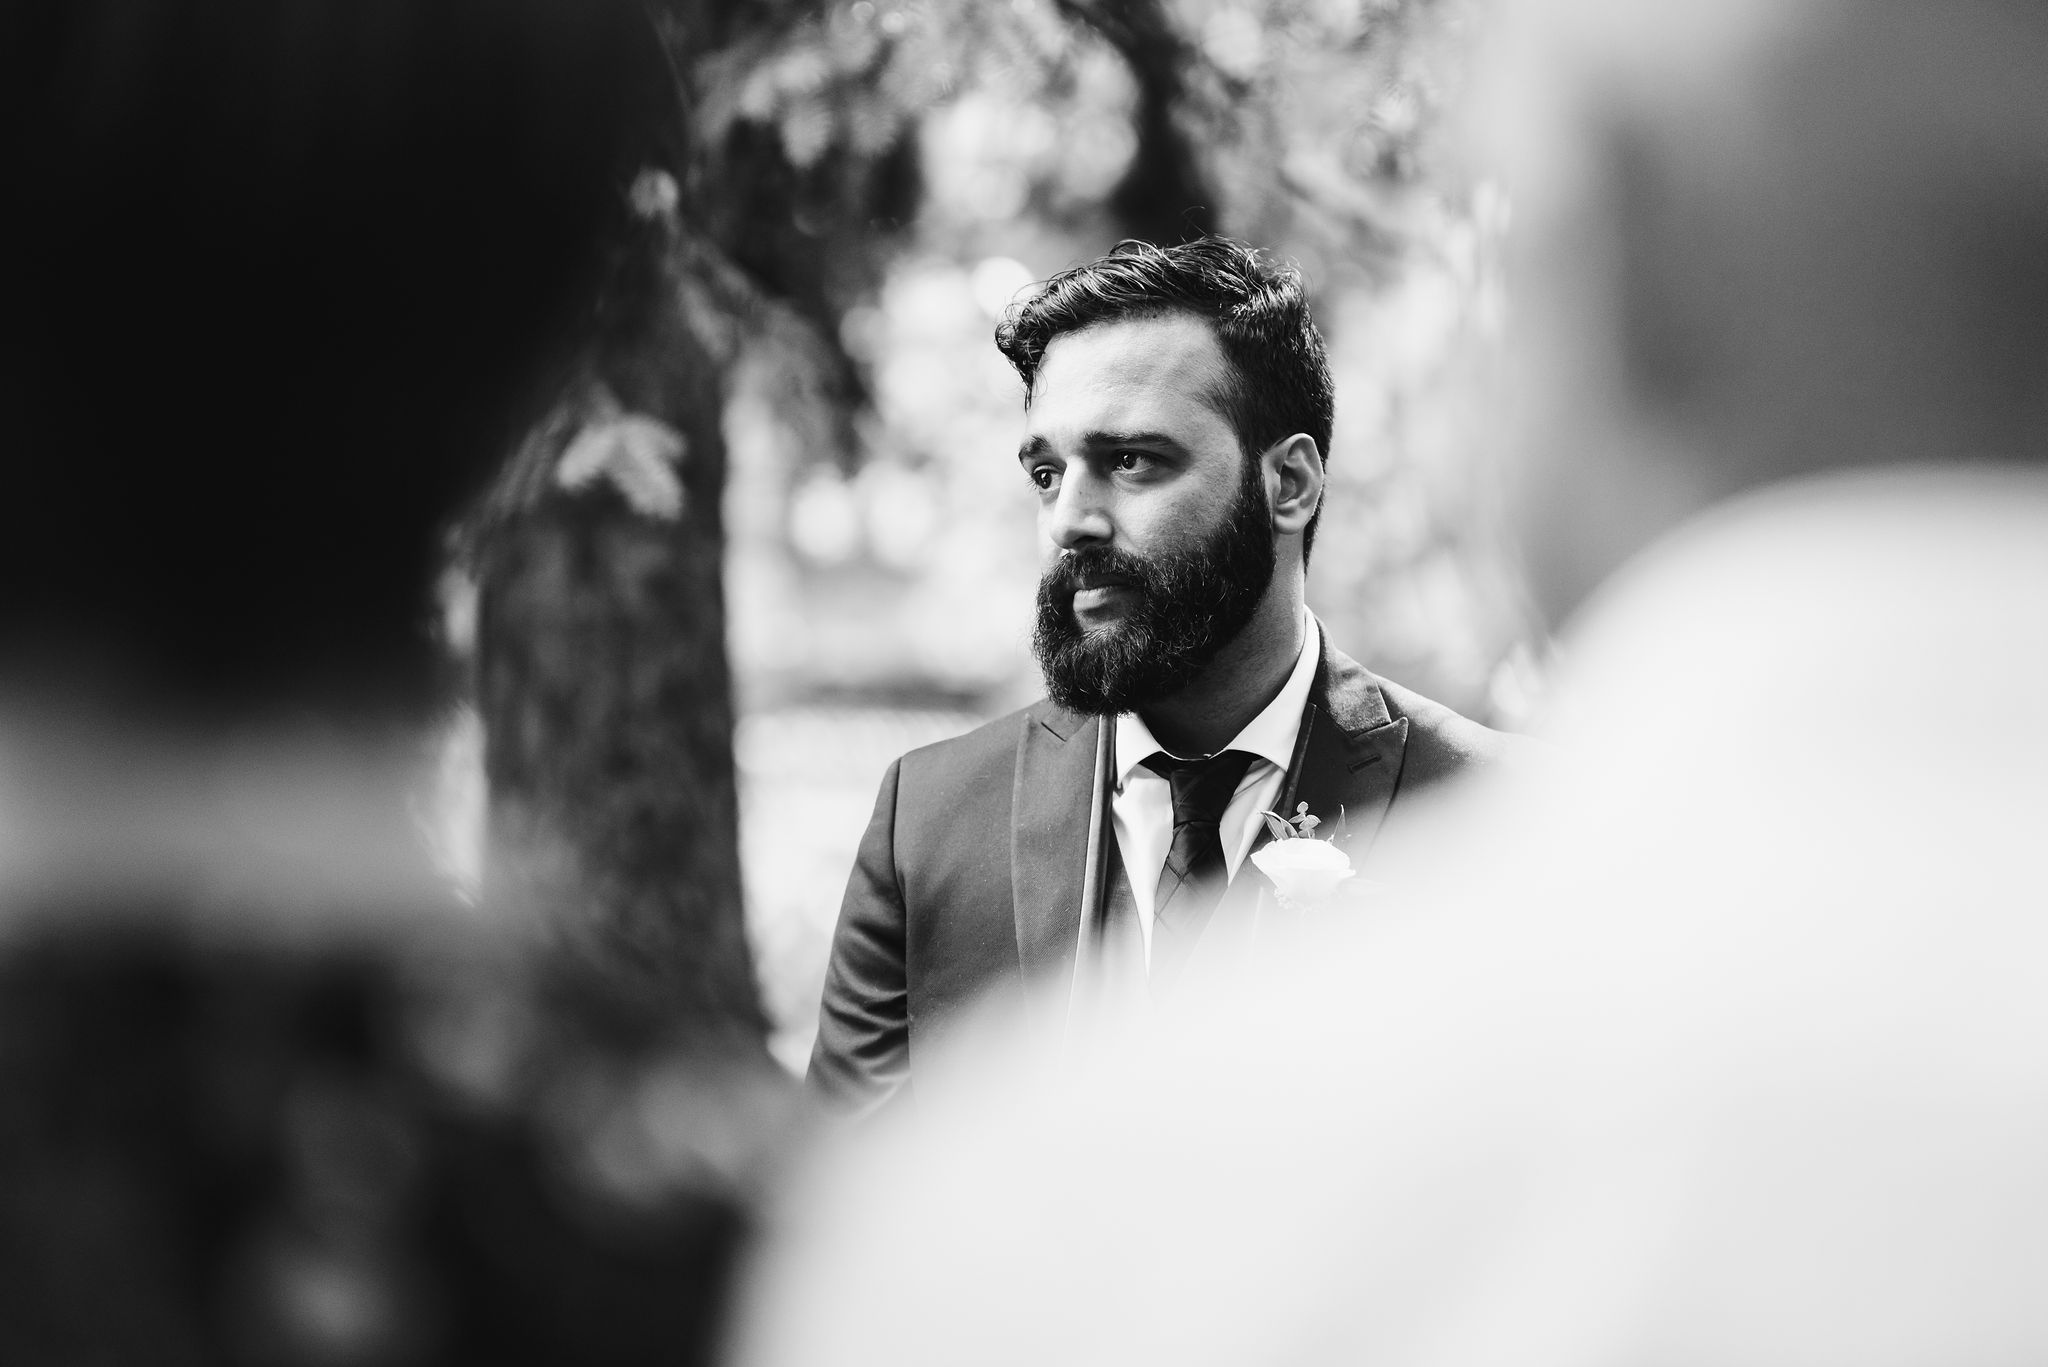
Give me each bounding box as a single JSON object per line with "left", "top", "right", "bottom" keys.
{"left": 0, "top": 2, "right": 785, "bottom": 1362}
{"left": 0, "top": 926, "right": 760, "bottom": 1366}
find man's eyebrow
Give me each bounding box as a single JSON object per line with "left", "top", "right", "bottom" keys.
{"left": 1080, "top": 430, "right": 1180, "bottom": 450}
{"left": 1016, "top": 430, "right": 1185, "bottom": 463}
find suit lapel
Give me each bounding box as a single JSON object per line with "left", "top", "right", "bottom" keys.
{"left": 1010, "top": 705, "right": 1107, "bottom": 976}
{"left": 1219, "top": 635, "right": 1409, "bottom": 948}
{"left": 1276, "top": 631, "right": 1410, "bottom": 857}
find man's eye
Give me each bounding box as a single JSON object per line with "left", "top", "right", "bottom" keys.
{"left": 1111, "top": 450, "right": 1147, "bottom": 472}
{"left": 1029, "top": 465, "right": 1058, "bottom": 490}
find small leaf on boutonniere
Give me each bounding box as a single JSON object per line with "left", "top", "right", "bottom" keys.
{"left": 1259, "top": 803, "right": 1324, "bottom": 841}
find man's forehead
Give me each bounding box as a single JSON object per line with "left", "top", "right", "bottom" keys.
{"left": 1028, "top": 313, "right": 1235, "bottom": 422}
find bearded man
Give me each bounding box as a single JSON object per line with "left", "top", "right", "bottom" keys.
{"left": 808, "top": 238, "right": 1516, "bottom": 1112}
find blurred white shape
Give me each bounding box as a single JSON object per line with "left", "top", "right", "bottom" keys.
{"left": 1484, "top": 637, "right": 1546, "bottom": 732}
{"left": 416, "top": 705, "right": 485, "bottom": 907}
{"left": 732, "top": 471, "right": 2048, "bottom": 1367}
{"left": 1379, "top": 258, "right": 1464, "bottom": 385}
{"left": 1467, "top": 180, "right": 1512, "bottom": 341}
{"left": 921, "top": 94, "right": 1056, "bottom": 223}
{"left": 1201, "top": 7, "right": 1266, "bottom": 79}
{"left": 859, "top": 461, "right": 939, "bottom": 570}
{"left": 556, "top": 400, "right": 688, "bottom": 520}
{"left": 903, "top": 527, "right": 1036, "bottom": 687}
{"left": 1309, "top": 0, "right": 1361, "bottom": 40}
{"left": 788, "top": 471, "right": 863, "bottom": 564}
{"left": 969, "top": 256, "right": 1034, "bottom": 321}
{"left": 433, "top": 564, "right": 478, "bottom": 659}
{"left": 1371, "top": 81, "right": 1420, "bottom": 137}
{"left": 838, "top": 304, "right": 886, "bottom": 361}
{"left": 887, "top": 261, "right": 980, "bottom": 342}
{"left": 1055, "top": 109, "right": 1137, "bottom": 201}
{"left": 628, "top": 167, "right": 679, "bottom": 220}
{"left": 780, "top": 99, "right": 834, "bottom": 168}
{"left": 1045, "top": 44, "right": 1141, "bottom": 204}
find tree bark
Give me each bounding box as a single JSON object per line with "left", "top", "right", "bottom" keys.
{"left": 472, "top": 198, "right": 766, "bottom": 1059}
{"left": 1060, "top": 0, "right": 1219, "bottom": 244}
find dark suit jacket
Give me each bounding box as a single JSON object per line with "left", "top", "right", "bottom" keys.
{"left": 807, "top": 631, "right": 1518, "bottom": 1111}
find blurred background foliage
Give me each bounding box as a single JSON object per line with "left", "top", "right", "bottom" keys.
{"left": 446, "top": 0, "right": 1544, "bottom": 1071}
{"left": 713, "top": 0, "right": 1536, "bottom": 717}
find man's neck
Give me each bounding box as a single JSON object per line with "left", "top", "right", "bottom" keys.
{"left": 1138, "top": 589, "right": 1306, "bottom": 757}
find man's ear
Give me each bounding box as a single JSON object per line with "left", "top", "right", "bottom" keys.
{"left": 1266, "top": 433, "right": 1325, "bottom": 537}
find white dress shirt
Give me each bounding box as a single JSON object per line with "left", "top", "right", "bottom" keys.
{"left": 1110, "top": 604, "right": 1322, "bottom": 968}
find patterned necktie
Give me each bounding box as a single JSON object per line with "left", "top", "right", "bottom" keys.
{"left": 1142, "top": 749, "right": 1257, "bottom": 989}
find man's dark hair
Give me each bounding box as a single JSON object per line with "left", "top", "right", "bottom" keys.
{"left": 995, "top": 236, "right": 1336, "bottom": 557}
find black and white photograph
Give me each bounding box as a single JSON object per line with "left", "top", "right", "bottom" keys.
{"left": 4, "top": 0, "right": 2045, "bottom": 1362}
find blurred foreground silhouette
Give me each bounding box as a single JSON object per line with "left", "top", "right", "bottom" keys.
{"left": 731, "top": 2, "right": 2048, "bottom": 1364}
{"left": 0, "top": 2, "right": 793, "bottom": 1361}
{"left": 0, "top": 926, "right": 760, "bottom": 1365}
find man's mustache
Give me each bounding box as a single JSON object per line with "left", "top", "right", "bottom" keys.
{"left": 1041, "top": 547, "right": 1153, "bottom": 598}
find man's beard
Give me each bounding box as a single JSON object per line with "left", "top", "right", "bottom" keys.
{"left": 1032, "top": 458, "right": 1277, "bottom": 716}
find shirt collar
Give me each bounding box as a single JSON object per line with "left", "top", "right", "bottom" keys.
{"left": 1114, "top": 604, "right": 1323, "bottom": 788}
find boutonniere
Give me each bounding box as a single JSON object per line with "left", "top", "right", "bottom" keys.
{"left": 1249, "top": 803, "right": 1356, "bottom": 912}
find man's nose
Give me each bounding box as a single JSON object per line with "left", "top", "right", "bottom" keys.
{"left": 1045, "top": 468, "right": 1113, "bottom": 551}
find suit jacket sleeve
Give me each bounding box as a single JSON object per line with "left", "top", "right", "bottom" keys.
{"left": 807, "top": 758, "right": 911, "bottom": 1114}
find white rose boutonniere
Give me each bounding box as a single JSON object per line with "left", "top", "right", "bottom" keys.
{"left": 1249, "top": 803, "right": 1356, "bottom": 912}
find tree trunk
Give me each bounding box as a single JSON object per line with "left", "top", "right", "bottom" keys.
{"left": 472, "top": 195, "right": 766, "bottom": 1060}
{"left": 1060, "top": 0, "right": 1219, "bottom": 245}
